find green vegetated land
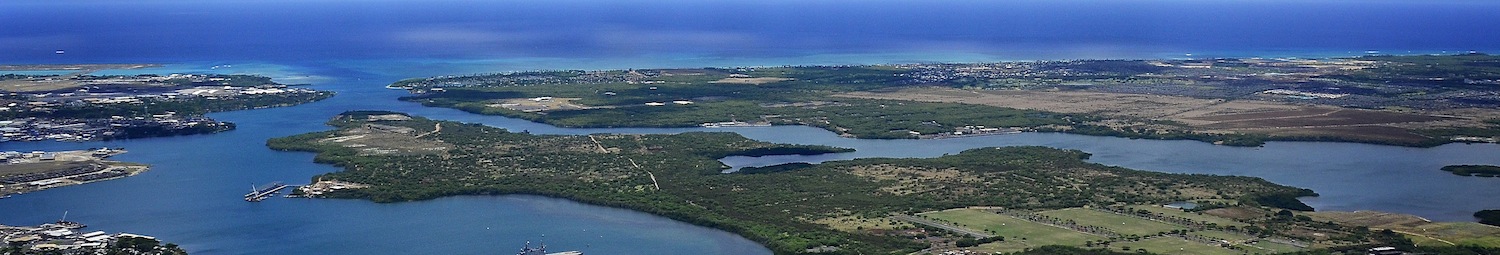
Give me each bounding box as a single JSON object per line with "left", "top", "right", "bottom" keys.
{"left": 922, "top": 205, "right": 1500, "bottom": 255}
{"left": 394, "top": 66, "right": 1270, "bottom": 144}
{"left": 1440, "top": 165, "right": 1500, "bottom": 177}
{"left": 270, "top": 111, "right": 1327, "bottom": 255}
{"left": 388, "top": 55, "right": 1500, "bottom": 148}
{"left": 1476, "top": 210, "right": 1500, "bottom": 227}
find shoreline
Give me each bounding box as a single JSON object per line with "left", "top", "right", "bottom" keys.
{"left": 1, "top": 149, "right": 150, "bottom": 197}
{"left": 423, "top": 103, "right": 1486, "bottom": 149}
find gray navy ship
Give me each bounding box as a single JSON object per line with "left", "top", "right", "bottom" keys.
{"left": 516, "top": 241, "right": 582, "bottom": 255}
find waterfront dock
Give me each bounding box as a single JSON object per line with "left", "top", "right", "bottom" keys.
{"left": 244, "top": 182, "right": 288, "bottom": 202}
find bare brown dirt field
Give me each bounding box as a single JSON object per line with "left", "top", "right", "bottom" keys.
{"left": 319, "top": 124, "right": 450, "bottom": 156}
{"left": 486, "top": 97, "right": 591, "bottom": 112}
{"left": 1185, "top": 108, "right": 1338, "bottom": 122}
{"left": 1164, "top": 100, "right": 1309, "bottom": 125}
{"left": 0, "top": 78, "right": 83, "bottom": 92}
{"left": 1433, "top": 108, "right": 1500, "bottom": 120}
{"left": 1306, "top": 211, "right": 1431, "bottom": 228}
{"left": 709, "top": 77, "right": 793, "bottom": 85}
{"left": 1198, "top": 109, "right": 1452, "bottom": 129}
{"left": 1246, "top": 126, "right": 1433, "bottom": 144}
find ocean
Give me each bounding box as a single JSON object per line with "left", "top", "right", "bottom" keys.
{"left": 4, "top": 0, "right": 1499, "bottom": 65}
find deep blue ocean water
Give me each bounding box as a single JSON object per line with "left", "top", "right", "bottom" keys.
{"left": 5, "top": 0, "right": 1500, "bottom": 64}
{"left": 3, "top": 0, "right": 1500, "bottom": 254}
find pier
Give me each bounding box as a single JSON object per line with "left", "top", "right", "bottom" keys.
{"left": 244, "top": 182, "right": 287, "bottom": 202}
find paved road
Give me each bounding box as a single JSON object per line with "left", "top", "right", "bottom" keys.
{"left": 893, "top": 215, "right": 995, "bottom": 238}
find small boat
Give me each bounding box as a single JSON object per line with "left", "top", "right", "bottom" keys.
{"left": 55, "top": 49, "right": 66, "bottom": 54}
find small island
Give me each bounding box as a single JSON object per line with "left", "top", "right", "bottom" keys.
{"left": 264, "top": 111, "right": 1495, "bottom": 254}
{"left": 1440, "top": 165, "right": 1500, "bottom": 177}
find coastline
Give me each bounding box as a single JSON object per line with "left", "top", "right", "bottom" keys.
{"left": 1, "top": 149, "right": 150, "bottom": 197}
{"left": 350, "top": 98, "right": 1500, "bottom": 151}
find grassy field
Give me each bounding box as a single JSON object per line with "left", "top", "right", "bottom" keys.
{"left": 1117, "top": 237, "right": 1242, "bottom": 255}
{"left": 923, "top": 209, "right": 1103, "bottom": 253}
{"left": 1239, "top": 240, "right": 1304, "bottom": 254}
{"left": 1433, "top": 222, "right": 1500, "bottom": 247}
{"left": 1191, "top": 230, "right": 1255, "bottom": 242}
{"left": 1307, "top": 211, "right": 1500, "bottom": 248}
{"left": 1455, "top": 235, "right": 1500, "bottom": 247}
{"left": 1407, "top": 233, "right": 1456, "bottom": 247}
{"left": 1039, "top": 208, "right": 1187, "bottom": 236}
{"left": 1129, "top": 205, "right": 1249, "bottom": 227}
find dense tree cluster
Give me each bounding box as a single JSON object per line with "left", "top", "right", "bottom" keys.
{"left": 1440, "top": 165, "right": 1500, "bottom": 177}
{"left": 1475, "top": 210, "right": 1500, "bottom": 227}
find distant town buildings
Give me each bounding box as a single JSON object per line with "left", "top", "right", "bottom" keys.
{"left": 1, "top": 221, "right": 179, "bottom": 254}
{"left": 1261, "top": 89, "right": 1349, "bottom": 99}
{"left": 2, "top": 73, "right": 327, "bottom": 142}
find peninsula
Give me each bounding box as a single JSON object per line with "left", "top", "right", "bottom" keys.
{"left": 1, "top": 65, "right": 333, "bottom": 142}
{"left": 265, "top": 111, "right": 1494, "bottom": 254}
{"left": 1, "top": 148, "right": 146, "bottom": 197}
{"left": 391, "top": 54, "right": 1500, "bottom": 147}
